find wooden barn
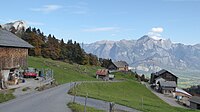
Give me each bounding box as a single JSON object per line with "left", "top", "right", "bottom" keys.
{"left": 157, "top": 80, "right": 176, "bottom": 95}
{"left": 108, "top": 61, "right": 129, "bottom": 71}
{"left": 0, "top": 29, "right": 33, "bottom": 83}
{"left": 150, "top": 69, "right": 178, "bottom": 84}
{"left": 96, "top": 69, "right": 109, "bottom": 80}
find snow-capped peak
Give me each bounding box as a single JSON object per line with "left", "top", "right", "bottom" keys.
{"left": 0, "top": 20, "right": 27, "bottom": 33}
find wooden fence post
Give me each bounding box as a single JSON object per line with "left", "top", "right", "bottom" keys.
{"left": 109, "top": 102, "right": 115, "bottom": 112}
{"left": 84, "top": 93, "right": 88, "bottom": 112}
{"left": 73, "top": 82, "right": 77, "bottom": 103}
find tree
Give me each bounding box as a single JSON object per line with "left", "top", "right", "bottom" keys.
{"left": 99, "top": 58, "right": 112, "bottom": 68}
{"left": 17, "top": 26, "right": 102, "bottom": 66}
{"left": 42, "top": 35, "right": 61, "bottom": 59}
{"left": 88, "top": 53, "right": 99, "bottom": 66}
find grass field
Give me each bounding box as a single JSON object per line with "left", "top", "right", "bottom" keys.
{"left": 28, "top": 56, "right": 100, "bottom": 84}
{"left": 67, "top": 102, "right": 105, "bottom": 112}
{"left": 70, "top": 73, "right": 199, "bottom": 112}
{"left": 0, "top": 89, "right": 15, "bottom": 103}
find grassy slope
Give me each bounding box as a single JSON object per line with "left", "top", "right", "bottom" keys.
{"left": 0, "top": 56, "right": 98, "bottom": 104}
{"left": 70, "top": 72, "right": 199, "bottom": 112}
{"left": 0, "top": 89, "right": 15, "bottom": 103}
{"left": 28, "top": 56, "right": 100, "bottom": 84}
{"left": 67, "top": 102, "right": 105, "bottom": 112}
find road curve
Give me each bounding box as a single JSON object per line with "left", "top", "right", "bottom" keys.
{"left": 0, "top": 82, "right": 140, "bottom": 112}
{"left": 0, "top": 83, "right": 72, "bottom": 112}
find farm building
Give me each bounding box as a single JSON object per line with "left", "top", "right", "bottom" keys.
{"left": 96, "top": 69, "right": 114, "bottom": 80}
{"left": 96, "top": 69, "right": 109, "bottom": 80}
{"left": 150, "top": 69, "right": 178, "bottom": 84}
{"left": 108, "top": 61, "right": 129, "bottom": 71}
{"left": 189, "top": 96, "right": 200, "bottom": 109}
{"left": 157, "top": 80, "right": 176, "bottom": 95}
{"left": 0, "top": 29, "right": 33, "bottom": 88}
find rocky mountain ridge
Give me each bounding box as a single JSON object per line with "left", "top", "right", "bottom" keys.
{"left": 83, "top": 35, "right": 200, "bottom": 73}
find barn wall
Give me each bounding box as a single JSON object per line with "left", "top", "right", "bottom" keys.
{"left": 160, "top": 72, "right": 178, "bottom": 83}
{"left": 0, "top": 47, "right": 28, "bottom": 69}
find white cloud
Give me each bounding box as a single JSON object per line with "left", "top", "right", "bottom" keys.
{"left": 148, "top": 27, "right": 164, "bottom": 40}
{"left": 31, "top": 5, "right": 62, "bottom": 13}
{"left": 151, "top": 27, "right": 164, "bottom": 33}
{"left": 82, "top": 27, "right": 119, "bottom": 32}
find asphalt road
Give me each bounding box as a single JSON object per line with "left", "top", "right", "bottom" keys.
{"left": 0, "top": 82, "right": 140, "bottom": 112}
{"left": 0, "top": 83, "right": 72, "bottom": 112}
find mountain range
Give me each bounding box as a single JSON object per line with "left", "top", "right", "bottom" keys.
{"left": 83, "top": 36, "right": 200, "bottom": 73}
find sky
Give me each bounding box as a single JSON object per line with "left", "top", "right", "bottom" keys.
{"left": 0, "top": 0, "right": 200, "bottom": 45}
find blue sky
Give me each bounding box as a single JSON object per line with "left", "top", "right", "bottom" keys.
{"left": 0, "top": 0, "right": 200, "bottom": 44}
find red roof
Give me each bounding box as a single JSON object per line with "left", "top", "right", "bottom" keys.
{"left": 96, "top": 69, "right": 108, "bottom": 76}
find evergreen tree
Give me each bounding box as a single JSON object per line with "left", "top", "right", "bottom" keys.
{"left": 18, "top": 27, "right": 103, "bottom": 66}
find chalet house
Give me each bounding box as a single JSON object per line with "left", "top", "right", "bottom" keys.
{"left": 0, "top": 29, "right": 33, "bottom": 84}
{"left": 108, "top": 61, "right": 129, "bottom": 71}
{"left": 157, "top": 81, "right": 176, "bottom": 95}
{"left": 150, "top": 69, "right": 178, "bottom": 84}
{"left": 189, "top": 96, "right": 200, "bottom": 109}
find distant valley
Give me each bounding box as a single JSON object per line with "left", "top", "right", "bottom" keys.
{"left": 83, "top": 36, "right": 200, "bottom": 87}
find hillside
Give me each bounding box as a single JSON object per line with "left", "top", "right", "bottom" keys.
{"left": 70, "top": 72, "right": 199, "bottom": 112}
{"left": 28, "top": 56, "right": 100, "bottom": 84}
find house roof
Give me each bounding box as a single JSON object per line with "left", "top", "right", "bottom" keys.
{"left": 113, "top": 61, "right": 129, "bottom": 68}
{"left": 176, "top": 88, "right": 192, "bottom": 97}
{"left": 0, "top": 29, "right": 33, "bottom": 48}
{"left": 189, "top": 96, "right": 200, "bottom": 104}
{"left": 159, "top": 81, "right": 176, "bottom": 87}
{"left": 154, "top": 69, "right": 178, "bottom": 78}
{"left": 96, "top": 69, "right": 108, "bottom": 76}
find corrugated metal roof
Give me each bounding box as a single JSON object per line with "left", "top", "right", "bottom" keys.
{"left": 189, "top": 96, "right": 200, "bottom": 104}
{"left": 96, "top": 69, "right": 108, "bottom": 76}
{"left": 159, "top": 81, "right": 176, "bottom": 87}
{"left": 0, "top": 29, "right": 33, "bottom": 48}
{"left": 176, "top": 88, "right": 192, "bottom": 97}
{"left": 113, "top": 61, "right": 128, "bottom": 68}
